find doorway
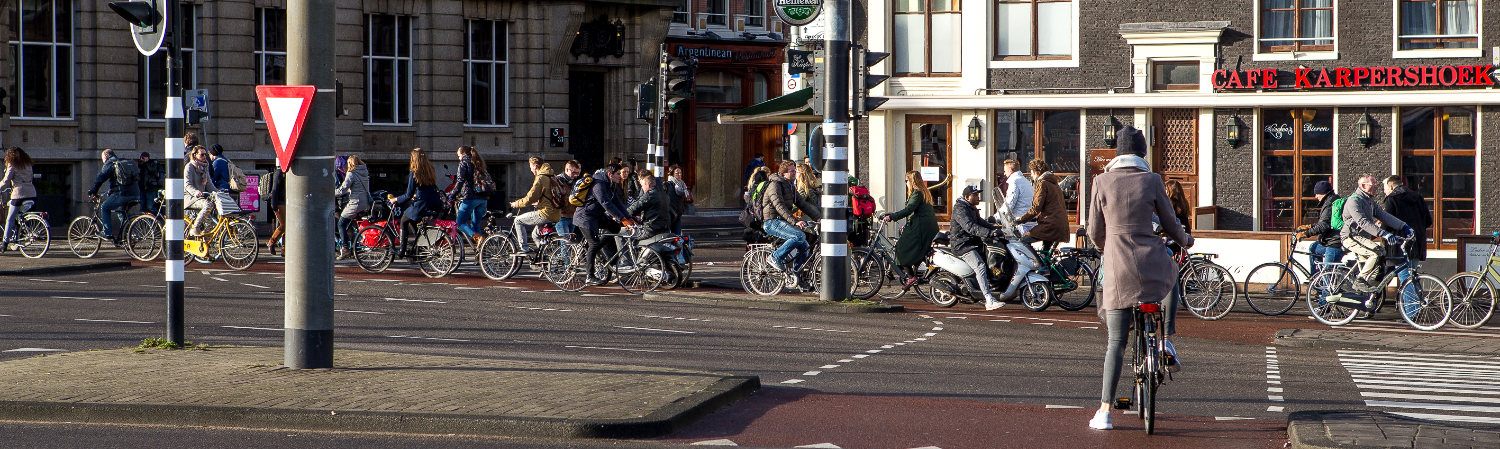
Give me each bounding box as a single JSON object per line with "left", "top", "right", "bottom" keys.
{"left": 568, "top": 70, "right": 606, "bottom": 170}
{"left": 907, "top": 115, "right": 953, "bottom": 220}
{"left": 1153, "top": 108, "right": 1199, "bottom": 222}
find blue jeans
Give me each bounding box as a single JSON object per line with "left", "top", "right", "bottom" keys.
{"left": 337, "top": 216, "right": 357, "bottom": 249}
{"left": 101, "top": 194, "right": 139, "bottom": 239}
{"left": 1308, "top": 242, "right": 1344, "bottom": 273}
{"left": 141, "top": 188, "right": 160, "bottom": 215}
{"left": 455, "top": 199, "right": 487, "bottom": 239}
{"left": 763, "top": 219, "right": 808, "bottom": 270}
{"left": 556, "top": 217, "right": 575, "bottom": 237}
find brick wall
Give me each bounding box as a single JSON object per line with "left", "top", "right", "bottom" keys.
{"left": 1483, "top": 106, "right": 1500, "bottom": 233}
{"left": 1335, "top": 107, "right": 1393, "bottom": 201}
{"left": 1212, "top": 109, "right": 1254, "bottom": 231}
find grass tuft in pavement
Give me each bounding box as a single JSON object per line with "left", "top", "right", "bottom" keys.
{"left": 136, "top": 338, "right": 210, "bottom": 352}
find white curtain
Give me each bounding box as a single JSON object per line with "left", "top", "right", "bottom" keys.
{"left": 931, "top": 13, "right": 961, "bottom": 72}
{"left": 1301, "top": 10, "right": 1332, "bottom": 45}
{"left": 1401, "top": 2, "right": 1437, "bottom": 36}
{"left": 894, "top": 14, "right": 925, "bottom": 73}
{"left": 996, "top": 3, "right": 1031, "bottom": 56}
{"left": 1037, "top": 2, "right": 1071, "bottom": 55}
{"left": 1445, "top": 0, "right": 1476, "bottom": 35}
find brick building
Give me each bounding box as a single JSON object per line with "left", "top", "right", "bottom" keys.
{"left": 863, "top": 0, "right": 1500, "bottom": 263}
{"left": 2, "top": 0, "right": 679, "bottom": 222}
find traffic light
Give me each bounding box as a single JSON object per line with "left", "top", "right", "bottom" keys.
{"left": 852, "top": 45, "right": 890, "bottom": 118}
{"left": 634, "top": 82, "right": 657, "bottom": 122}
{"left": 663, "top": 57, "right": 696, "bottom": 111}
{"left": 107, "top": 1, "right": 162, "bottom": 31}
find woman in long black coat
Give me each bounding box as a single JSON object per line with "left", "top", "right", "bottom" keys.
{"left": 881, "top": 171, "right": 939, "bottom": 287}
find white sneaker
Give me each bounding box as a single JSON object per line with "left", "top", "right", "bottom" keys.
{"left": 1089, "top": 410, "right": 1113, "bottom": 430}
{"left": 985, "top": 298, "right": 1004, "bottom": 311}
{"left": 1164, "top": 339, "right": 1182, "bottom": 373}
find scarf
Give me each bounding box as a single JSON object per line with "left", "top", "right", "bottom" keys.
{"left": 1104, "top": 154, "right": 1150, "bottom": 173}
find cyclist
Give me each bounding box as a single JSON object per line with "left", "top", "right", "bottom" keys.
{"left": 207, "top": 144, "right": 234, "bottom": 199}
{"left": 1295, "top": 181, "right": 1342, "bottom": 273}
{"left": 627, "top": 171, "right": 672, "bottom": 237}
{"left": 1000, "top": 159, "right": 1035, "bottom": 236}
{"left": 2, "top": 147, "right": 36, "bottom": 250}
{"left": 1341, "top": 174, "right": 1410, "bottom": 293}
{"left": 1086, "top": 126, "right": 1192, "bottom": 431}
{"left": 879, "top": 171, "right": 938, "bottom": 289}
{"left": 578, "top": 164, "right": 636, "bottom": 285}
{"left": 508, "top": 156, "right": 561, "bottom": 254}
{"left": 555, "top": 160, "right": 583, "bottom": 236}
{"left": 762, "top": 161, "right": 820, "bottom": 290}
{"left": 184, "top": 145, "right": 221, "bottom": 237}
{"left": 334, "top": 155, "right": 369, "bottom": 260}
{"left": 139, "top": 152, "right": 164, "bottom": 215}
{"left": 389, "top": 148, "right": 444, "bottom": 258}
{"left": 450, "top": 146, "right": 490, "bottom": 248}
{"left": 88, "top": 149, "right": 145, "bottom": 246}
{"left": 1017, "top": 159, "right": 1068, "bottom": 254}
{"left": 950, "top": 184, "right": 1002, "bottom": 310}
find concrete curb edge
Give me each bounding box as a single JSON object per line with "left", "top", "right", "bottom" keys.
{"left": 0, "top": 260, "right": 134, "bottom": 276}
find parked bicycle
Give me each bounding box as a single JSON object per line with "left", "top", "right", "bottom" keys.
{"left": 1174, "top": 248, "right": 1236, "bottom": 320}
{"left": 181, "top": 193, "right": 259, "bottom": 270}
{"left": 1443, "top": 232, "right": 1499, "bottom": 329}
{"left": 547, "top": 225, "right": 667, "bottom": 294}
{"left": 0, "top": 190, "right": 50, "bottom": 258}
{"left": 1307, "top": 235, "right": 1451, "bottom": 331}
{"left": 67, "top": 195, "right": 143, "bottom": 258}
{"left": 1241, "top": 236, "right": 1351, "bottom": 316}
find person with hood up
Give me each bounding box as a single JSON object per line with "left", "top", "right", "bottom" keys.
{"left": 509, "top": 156, "right": 563, "bottom": 253}
{"left": 1017, "top": 159, "right": 1069, "bottom": 252}
{"left": 1085, "top": 125, "right": 1193, "bottom": 431}
{"left": 1295, "top": 181, "right": 1343, "bottom": 272}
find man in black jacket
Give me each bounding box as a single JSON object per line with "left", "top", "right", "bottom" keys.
{"left": 951, "top": 185, "right": 1002, "bottom": 310}
{"left": 578, "top": 164, "right": 636, "bottom": 284}
{"left": 1296, "top": 181, "right": 1343, "bottom": 272}
{"left": 1382, "top": 175, "right": 1432, "bottom": 261}
{"left": 627, "top": 171, "right": 671, "bottom": 236}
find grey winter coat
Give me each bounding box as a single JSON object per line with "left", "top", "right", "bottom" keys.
{"left": 1086, "top": 163, "right": 1193, "bottom": 317}
{"left": 2, "top": 165, "right": 36, "bottom": 199}
{"left": 1340, "top": 189, "right": 1405, "bottom": 243}
{"left": 762, "top": 174, "right": 820, "bottom": 223}
{"left": 184, "top": 160, "right": 219, "bottom": 199}
{"left": 336, "top": 165, "right": 371, "bottom": 218}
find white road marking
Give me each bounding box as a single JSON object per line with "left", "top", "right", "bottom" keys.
{"left": 640, "top": 315, "right": 710, "bottom": 322}
{"left": 511, "top": 306, "right": 573, "bottom": 312}
{"left": 581, "top": 294, "right": 610, "bottom": 297}
{"left": 383, "top": 297, "right": 446, "bottom": 304}
{"left": 793, "top": 444, "right": 840, "bottom": 448}
{"left": 865, "top": 350, "right": 882, "bottom": 353}
{"left": 565, "top": 345, "right": 664, "bottom": 353}
{"left": 932, "top": 321, "right": 943, "bottom": 325}
{"left": 914, "top": 338, "right": 927, "bottom": 341}
{"left": 455, "top": 287, "right": 481, "bottom": 290}
{"left": 1361, "top": 391, "right": 1500, "bottom": 404}
{"left": 1388, "top": 412, "right": 1500, "bottom": 425}
{"left": 334, "top": 310, "right": 385, "bottom": 315}
{"left": 222, "top": 326, "right": 281, "bottom": 331}
{"left": 3, "top": 348, "right": 67, "bottom": 352}
{"left": 819, "top": 365, "right": 841, "bottom": 369}
{"left": 990, "top": 319, "right": 1011, "bottom": 322}
{"left": 387, "top": 335, "right": 470, "bottom": 342}
{"left": 51, "top": 296, "right": 117, "bottom": 301}
{"left": 837, "top": 359, "right": 854, "bottom": 363}
{"left": 1081, "top": 326, "right": 1098, "bottom": 329}
{"left": 30, "top": 279, "right": 86, "bottom": 284}
{"left": 923, "top": 333, "right": 937, "bottom": 336}
{"left": 1216, "top": 417, "right": 1255, "bottom": 421}
{"left": 1268, "top": 396, "right": 1284, "bottom": 401}
{"left": 1365, "top": 401, "right": 1500, "bottom": 414}
{"left": 1045, "top": 405, "right": 1082, "bottom": 409}
{"left": 690, "top": 439, "right": 740, "bottom": 446}
{"left": 773, "top": 325, "right": 851, "bottom": 333}
{"left": 1268, "top": 387, "right": 1283, "bottom": 393}
{"left": 616, "top": 326, "right": 695, "bottom": 334}
{"left": 241, "top": 283, "right": 270, "bottom": 289}
{"left": 803, "top": 371, "right": 821, "bottom": 376}
{"left": 931, "top": 327, "right": 943, "bottom": 330}
{"left": 780, "top": 379, "right": 804, "bottom": 384}
{"left": 939, "top": 311, "right": 1096, "bottom": 324}
{"left": 335, "top": 293, "right": 348, "bottom": 296}
{"left": 1033, "top": 323, "right": 1054, "bottom": 326}
{"left": 1267, "top": 406, "right": 1285, "bottom": 412}
{"left": 881, "top": 345, "right": 894, "bottom": 348}
{"left": 75, "top": 319, "right": 154, "bottom": 324}
{"left": 212, "top": 277, "right": 229, "bottom": 282}
{"left": 853, "top": 355, "right": 869, "bottom": 359}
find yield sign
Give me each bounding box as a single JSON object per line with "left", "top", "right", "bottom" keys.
{"left": 256, "top": 85, "right": 317, "bottom": 171}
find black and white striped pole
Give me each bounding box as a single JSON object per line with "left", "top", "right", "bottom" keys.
{"left": 819, "top": 0, "right": 851, "bottom": 302}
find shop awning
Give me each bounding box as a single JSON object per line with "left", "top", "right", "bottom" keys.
{"left": 716, "top": 87, "right": 820, "bottom": 124}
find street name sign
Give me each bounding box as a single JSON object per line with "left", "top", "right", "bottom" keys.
{"left": 255, "top": 86, "right": 317, "bottom": 171}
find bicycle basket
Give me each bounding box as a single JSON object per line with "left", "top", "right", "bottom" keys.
{"left": 213, "top": 192, "right": 242, "bottom": 215}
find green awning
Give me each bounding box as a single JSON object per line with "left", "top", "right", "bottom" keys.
{"left": 716, "top": 87, "right": 820, "bottom": 124}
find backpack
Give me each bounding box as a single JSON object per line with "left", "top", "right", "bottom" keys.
{"left": 737, "top": 181, "right": 769, "bottom": 228}
{"left": 142, "top": 160, "right": 164, "bottom": 188}
{"left": 112, "top": 159, "right": 141, "bottom": 187}
{"left": 473, "top": 170, "right": 495, "bottom": 195}
{"left": 568, "top": 175, "right": 596, "bottom": 207}
{"left": 224, "top": 158, "right": 248, "bottom": 193}
{"left": 1330, "top": 197, "right": 1349, "bottom": 231}
{"left": 546, "top": 174, "right": 569, "bottom": 209}
{"left": 258, "top": 172, "right": 274, "bottom": 198}
{"left": 850, "top": 185, "right": 876, "bottom": 218}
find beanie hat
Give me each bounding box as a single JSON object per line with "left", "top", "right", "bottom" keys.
{"left": 1313, "top": 181, "right": 1332, "bottom": 195}
{"left": 1115, "top": 126, "right": 1147, "bottom": 157}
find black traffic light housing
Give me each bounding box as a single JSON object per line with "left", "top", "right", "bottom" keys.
{"left": 634, "top": 82, "right": 657, "bottom": 122}
{"left": 852, "top": 45, "right": 890, "bottom": 118}
{"left": 663, "top": 57, "right": 696, "bottom": 111}
{"left": 108, "top": 1, "right": 163, "bottom": 32}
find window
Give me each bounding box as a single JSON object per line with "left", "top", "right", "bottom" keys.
{"left": 1260, "top": 108, "right": 1333, "bottom": 232}
{"left": 673, "top": 2, "right": 689, "bottom": 23}
{"left": 8, "top": 0, "right": 72, "bottom": 118}
{"left": 466, "top": 19, "right": 509, "bottom": 126}
{"left": 894, "top": 0, "right": 962, "bottom": 75}
{"left": 695, "top": 71, "right": 743, "bottom": 105}
{"left": 1260, "top": 0, "right": 1334, "bottom": 52}
{"left": 1399, "top": 0, "right": 1478, "bottom": 50}
{"left": 995, "top": 110, "right": 1082, "bottom": 213}
{"left": 364, "top": 14, "right": 413, "bottom": 125}
{"left": 1401, "top": 106, "right": 1475, "bottom": 247}
{"left": 1153, "top": 62, "right": 1200, "bottom": 91}
{"left": 706, "top": 0, "right": 728, "bottom": 26}
{"left": 995, "top": 0, "right": 1070, "bottom": 60}
{"left": 908, "top": 116, "right": 954, "bottom": 219}
{"left": 139, "top": 3, "right": 195, "bottom": 120}
{"left": 254, "top": 8, "right": 286, "bottom": 121}
{"left": 744, "top": 0, "right": 766, "bottom": 27}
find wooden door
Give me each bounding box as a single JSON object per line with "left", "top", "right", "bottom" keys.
{"left": 907, "top": 115, "right": 953, "bottom": 220}
{"left": 1153, "top": 109, "right": 1199, "bottom": 224}
{"left": 742, "top": 124, "right": 781, "bottom": 176}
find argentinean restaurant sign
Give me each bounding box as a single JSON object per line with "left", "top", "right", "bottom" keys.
{"left": 1214, "top": 65, "right": 1497, "bottom": 90}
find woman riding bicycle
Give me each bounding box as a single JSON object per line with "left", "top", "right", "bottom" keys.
{"left": 334, "top": 155, "right": 370, "bottom": 260}
{"left": 2, "top": 147, "right": 36, "bottom": 250}
{"left": 1086, "top": 126, "right": 1193, "bottom": 430}
{"left": 388, "top": 148, "right": 444, "bottom": 258}
{"left": 880, "top": 171, "right": 939, "bottom": 290}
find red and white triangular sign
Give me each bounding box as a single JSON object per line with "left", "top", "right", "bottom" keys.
{"left": 255, "top": 86, "right": 317, "bottom": 171}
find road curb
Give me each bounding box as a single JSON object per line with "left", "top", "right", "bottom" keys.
{"left": 0, "top": 260, "right": 134, "bottom": 276}
{"left": 1288, "top": 410, "right": 1500, "bottom": 449}
{"left": 644, "top": 291, "right": 905, "bottom": 313}
{"left": 0, "top": 375, "right": 760, "bottom": 439}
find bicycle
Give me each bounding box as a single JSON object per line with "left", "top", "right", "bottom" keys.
{"left": 850, "top": 219, "right": 932, "bottom": 302}
{"left": 66, "top": 195, "right": 143, "bottom": 258}
{"left": 741, "top": 223, "right": 856, "bottom": 297}
{"left": 1242, "top": 236, "right": 1351, "bottom": 316}
{"left": 1175, "top": 248, "right": 1236, "bottom": 320}
{"left": 477, "top": 212, "right": 570, "bottom": 282}
{"left": 547, "top": 225, "right": 667, "bottom": 294}
{"left": 354, "top": 193, "right": 462, "bottom": 278}
{"left": 1307, "top": 235, "right": 1451, "bottom": 331}
{"left": 0, "top": 193, "right": 51, "bottom": 258}
{"left": 1022, "top": 245, "right": 1099, "bottom": 312}
{"left": 1115, "top": 301, "right": 1171, "bottom": 435}
{"left": 1443, "top": 232, "right": 1499, "bottom": 329}
{"left": 181, "top": 193, "right": 259, "bottom": 270}
{"left": 122, "top": 191, "right": 167, "bottom": 261}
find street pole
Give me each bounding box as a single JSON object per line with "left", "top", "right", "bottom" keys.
{"left": 819, "top": 0, "right": 851, "bottom": 302}
{"left": 284, "top": 0, "right": 336, "bottom": 369}
{"left": 163, "top": 0, "right": 185, "bottom": 345}
{"left": 652, "top": 44, "right": 667, "bottom": 179}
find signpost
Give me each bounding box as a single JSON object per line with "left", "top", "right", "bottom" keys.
{"left": 255, "top": 86, "right": 317, "bottom": 171}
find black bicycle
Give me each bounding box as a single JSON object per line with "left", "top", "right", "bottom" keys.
{"left": 850, "top": 219, "right": 932, "bottom": 301}
{"left": 67, "top": 195, "right": 143, "bottom": 258}
{"left": 1115, "top": 301, "right": 1170, "bottom": 435}
{"left": 1241, "top": 236, "right": 1350, "bottom": 316}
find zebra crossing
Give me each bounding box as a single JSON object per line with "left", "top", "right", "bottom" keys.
{"left": 1337, "top": 350, "right": 1500, "bottom": 425}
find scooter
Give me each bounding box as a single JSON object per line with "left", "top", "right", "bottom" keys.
{"left": 925, "top": 204, "right": 1052, "bottom": 308}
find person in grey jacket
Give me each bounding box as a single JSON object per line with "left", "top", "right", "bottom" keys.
{"left": 2, "top": 147, "right": 37, "bottom": 249}
{"left": 334, "top": 155, "right": 371, "bottom": 259}
{"left": 183, "top": 145, "right": 221, "bottom": 236}
{"left": 761, "top": 161, "right": 820, "bottom": 285}
{"left": 1341, "top": 174, "right": 1410, "bottom": 293}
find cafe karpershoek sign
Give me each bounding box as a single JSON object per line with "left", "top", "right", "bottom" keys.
{"left": 775, "top": 0, "right": 823, "bottom": 26}
{"left": 1214, "top": 64, "right": 1497, "bottom": 90}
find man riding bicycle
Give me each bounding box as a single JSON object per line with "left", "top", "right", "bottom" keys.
{"left": 1342, "top": 174, "right": 1411, "bottom": 293}
{"left": 578, "top": 164, "right": 637, "bottom": 285}
{"left": 509, "top": 157, "right": 562, "bottom": 254}
{"left": 627, "top": 171, "right": 672, "bottom": 238}
{"left": 761, "top": 161, "right": 821, "bottom": 290}
{"left": 87, "top": 149, "right": 145, "bottom": 245}
{"left": 1017, "top": 159, "right": 1069, "bottom": 255}
{"left": 1295, "top": 181, "right": 1342, "bottom": 273}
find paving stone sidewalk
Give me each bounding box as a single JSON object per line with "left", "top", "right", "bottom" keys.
{"left": 1289, "top": 410, "right": 1500, "bottom": 449}
{"left": 0, "top": 346, "right": 757, "bottom": 438}
{"left": 1275, "top": 328, "right": 1500, "bottom": 356}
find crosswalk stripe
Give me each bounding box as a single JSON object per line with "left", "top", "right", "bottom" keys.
{"left": 1339, "top": 356, "right": 1500, "bottom": 368}
{"left": 1388, "top": 412, "right": 1500, "bottom": 425}
{"left": 1352, "top": 378, "right": 1500, "bottom": 390}
{"left": 1361, "top": 392, "right": 1500, "bottom": 404}
{"left": 1364, "top": 400, "right": 1500, "bottom": 414}
{"left": 1339, "top": 350, "right": 1500, "bottom": 424}
{"left": 1357, "top": 383, "right": 1500, "bottom": 395}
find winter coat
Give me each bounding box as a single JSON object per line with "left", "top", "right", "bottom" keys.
{"left": 888, "top": 191, "right": 938, "bottom": 266}
{"left": 627, "top": 185, "right": 672, "bottom": 235}
{"left": 762, "top": 174, "right": 820, "bottom": 223}
{"left": 335, "top": 165, "right": 371, "bottom": 218}
{"left": 210, "top": 157, "right": 232, "bottom": 192}
{"left": 510, "top": 164, "right": 562, "bottom": 223}
{"left": 1304, "top": 192, "right": 1342, "bottom": 248}
{"left": 1382, "top": 186, "right": 1432, "bottom": 260}
{"left": 948, "top": 197, "right": 996, "bottom": 258}
{"left": 451, "top": 156, "right": 479, "bottom": 202}
{"left": 1086, "top": 158, "right": 1193, "bottom": 318}
{"left": 556, "top": 172, "right": 580, "bottom": 219}
{"left": 1017, "top": 172, "right": 1069, "bottom": 243}
{"left": 89, "top": 157, "right": 144, "bottom": 198}
{"left": 184, "top": 160, "right": 219, "bottom": 199}
{"left": 1341, "top": 189, "right": 1405, "bottom": 243}
{"left": 394, "top": 172, "right": 443, "bottom": 221}
{"left": 578, "top": 171, "right": 629, "bottom": 231}
{"left": 2, "top": 164, "right": 36, "bottom": 199}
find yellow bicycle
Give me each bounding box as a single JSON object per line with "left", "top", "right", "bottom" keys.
{"left": 184, "top": 194, "right": 259, "bottom": 270}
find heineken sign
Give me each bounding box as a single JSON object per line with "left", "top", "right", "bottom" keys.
{"left": 775, "top": 0, "right": 823, "bottom": 26}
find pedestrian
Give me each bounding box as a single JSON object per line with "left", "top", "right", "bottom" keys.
{"left": 183, "top": 145, "right": 221, "bottom": 237}
{"left": 1297, "top": 181, "right": 1343, "bottom": 272}
{"left": 87, "top": 149, "right": 145, "bottom": 245}
{"left": 1001, "top": 159, "right": 1035, "bottom": 235}
{"left": 743, "top": 153, "right": 766, "bottom": 185}
{"left": 389, "top": 148, "right": 443, "bottom": 258}
{"left": 449, "top": 146, "right": 490, "bottom": 248}
{"left": 508, "top": 156, "right": 562, "bottom": 253}
{"left": 1341, "top": 174, "right": 1409, "bottom": 293}
{"left": 556, "top": 160, "right": 583, "bottom": 236}
{"left": 618, "top": 162, "right": 639, "bottom": 202}
{"left": 880, "top": 171, "right": 939, "bottom": 290}
{"left": 1085, "top": 125, "right": 1193, "bottom": 431}
{"left": 334, "top": 155, "right": 370, "bottom": 259}
{"left": 1382, "top": 175, "right": 1432, "bottom": 261}
{"left": 264, "top": 167, "right": 287, "bottom": 256}
{"left": 666, "top": 165, "right": 691, "bottom": 234}
{"left": 795, "top": 163, "right": 821, "bottom": 199}
{"left": 2, "top": 147, "right": 36, "bottom": 250}
{"left": 139, "top": 152, "right": 164, "bottom": 215}
{"left": 1017, "top": 159, "right": 1069, "bottom": 252}
{"left": 1164, "top": 179, "right": 1193, "bottom": 254}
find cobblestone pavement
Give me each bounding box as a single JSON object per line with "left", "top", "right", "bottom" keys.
{"left": 1276, "top": 328, "right": 1500, "bottom": 356}
{"left": 1290, "top": 411, "right": 1500, "bottom": 449}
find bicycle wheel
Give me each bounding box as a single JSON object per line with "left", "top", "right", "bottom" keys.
{"left": 554, "top": 243, "right": 598, "bottom": 292}
{"left": 851, "top": 248, "right": 885, "bottom": 300}
{"left": 123, "top": 216, "right": 162, "bottom": 261}
{"left": 1182, "top": 262, "right": 1235, "bottom": 320}
{"left": 538, "top": 238, "right": 572, "bottom": 284}
{"left": 876, "top": 255, "right": 911, "bottom": 300}
{"left": 1445, "top": 273, "right": 1495, "bottom": 329}
{"left": 353, "top": 226, "right": 395, "bottom": 273}
{"left": 219, "top": 219, "right": 260, "bottom": 271}
{"left": 1398, "top": 274, "right": 1451, "bottom": 331}
{"left": 923, "top": 272, "right": 962, "bottom": 308}
{"left": 67, "top": 217, "right": 101, "bottom": 258}
{"left": 1021, "top": 280, "right": 1053, "bottom": 311}
{"left": 1055, "top": 258, "right": 1096, "bottom": 311}
{"left": 1242, "top": 263, "right": 1302, "bottom": 316}
{"left": 619, "top": 247, "right": 667, "bottom": 294}
{"left": 1307, "top": 269, "right": 1359, "bottom": 326}
{"left": 478, "top": 234, "right": 521, "bottom": 281}
{"left": 414, "top": 229, "right": 460, "bottom": 278}
{"left": 739, "top": 247, "right": 784, "bottom": 296}
{"left": 16, "top": 215, "right": 50, "bottom": 259}
{"left": 1142, "top": 352, "right": 1157, "bottom": 435}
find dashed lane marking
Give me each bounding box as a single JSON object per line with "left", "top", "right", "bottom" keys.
{"left": 241, "top": 283, "right": 270, "bottom": 289}
{"left": 819, "top": 365, "right": 840, "bottom": 369}
{"left": 29, "top": 279, "right": 86, "bottom": 284}
{"left": 51, "top": 296, "right": 117, "bottom": 301}
{"left": 773, "top": 325, "right": 850, "bottom": 333}
{"left": 1216, "top": 417, "right": 1256, "bottom": 421}
{"left": 793, "top": 444, "right": 842, "bottom": 448}
{"left": 3, "top": 348, "right": 67, "bottom": 352}
{"left": 565, "top": 345, "right": 665, "bottom": 353}
{"left": 387, "top": 335, "right": 470, "bottom": 342}
{"left": 781, "top": 379, "right": 805, "bottom": 384}
{"left": 222, "top": 326, "right": 281, "bottom": 331}
{"left": 211, "top": 277, "right": 229, "bottom": 282}
{"left": 616, "top": 326, "right": 696, "bottom": 334}
{"left": 383, "top": 297, "right": 446, "bottom": 304}
{"left": 511, "top": 306, "right": 573, "bottom": 312}
{"left": 75, "top": 319, "right": 154, "bottom": 324}
{"left": 1045, "top": 405, "right": 1083, "bottom": 409}
{"left": 803, "top": 371, "right": 821, "bottom": 376}
{"left": 640, "top": 315, "right": 710, "bottom": 322}
{"left": 690, "top": 439, "right": 739, "bottom": 446}
{"left": 334, "top": 310, "right": 385, "bottom": 315}
{"left": 1268, "top": 406, "right": 1285, "bottom": 412}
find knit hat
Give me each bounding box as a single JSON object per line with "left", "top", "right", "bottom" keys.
{"left": 1313, "top": 181, "right": 1332, "bottom": 195}
{"left": 1115, "top": 126, "right": 1147, "bottom": 157}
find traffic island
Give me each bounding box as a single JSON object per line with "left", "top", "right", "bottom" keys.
{"left": 0, "top": 254, "right": 132, "bottom": 276}
{"left": 1288, "top": 410, "right": 1500, "bottom": 449}
{"left": 0, "top": 346, "right": 758, "bottom": 438}
{"left": 644, "top": 291, "right": 904, "bottom": 313}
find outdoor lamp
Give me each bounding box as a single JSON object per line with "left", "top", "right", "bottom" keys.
{"left": 1225, "top": 116, "right": 1241, "bottom": 147}
{"left": 968, "top": 116, "right": 983, "bottom": 148}
{"left": 1357, "top": 113, "right": 1372, "bottom": 146}
{"left": 1102, "top": 116, "right": 1117, "bottom": 147}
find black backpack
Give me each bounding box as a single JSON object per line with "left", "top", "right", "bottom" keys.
{"left": 737, "top": 181, "right": 769, "bottom": 228}
{"left": 141, "top": 160, "right": 165, "bottom": 188}
{"left": 113, "top": 159, "right": 141, "bottom": 187}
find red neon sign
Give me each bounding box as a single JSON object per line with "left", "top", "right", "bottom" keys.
{"left": 1213, "top": 65, "right": 1495, "bottom": 90}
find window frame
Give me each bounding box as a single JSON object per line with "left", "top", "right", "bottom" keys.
{"left": 704, "top": 0, "right": 728, "bottom": 26}
{"left": 1258, "top": 0, "right": 1336, "bottom": 53}
{"left": 1393, "top": 0, "right": 1482, "bottom": 57}
{"left": 1399, "top": 106, "right": 1477, "bottom": 248}
{"left": 743, "top": 0, "right": 766, "bottom": 28}
{"left": 138, "top": 3, "right": 196, "bottom": 121}
{"left": 1397, "top": 0, "right": 1479, "bottom": 50}
{"left": 363, "top": 14, "right": 414, "bottom": 126}
{"left": 672, "top": 1, "right": 689, "bottom": 23}
{"left": 1259, "top": 108, "right": 1334, "bottom": 233}
{"left": 994, "top": 109, "right": 1083, "bottom": 218}
{"left": 1152, "top": 61, "right": 1201, "bottom": 91}
{"left": 7, "top": 0, "right": 74, "bottom": 120}
{"left": 993, "top": 0, "right": 1074, "bottom": 61}
{"left": 894, "top": 0, "right": 963, "bottom": 77}
{"left": 254, "top": 7, "right": 287, "bottom": 122}
{"left": 464, "top": 19, "right": 510, "bottom": 127}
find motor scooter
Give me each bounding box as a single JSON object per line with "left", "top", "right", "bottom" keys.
{"left": 925, "top": 204, "right": 1051, "bottom": 307}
